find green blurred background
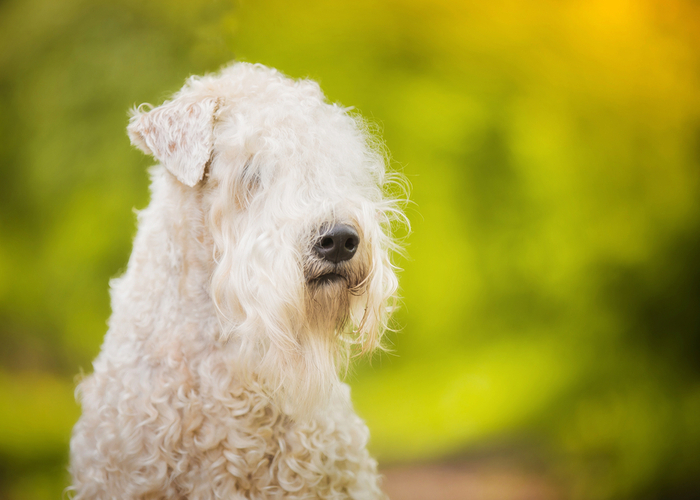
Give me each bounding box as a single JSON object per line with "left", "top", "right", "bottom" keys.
{"left": 2, "top": 0, "right": 700, "bottom": 498}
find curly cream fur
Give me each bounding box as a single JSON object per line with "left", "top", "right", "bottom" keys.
{"left": 69, "top": 63, "right": 405, "bottom": 499}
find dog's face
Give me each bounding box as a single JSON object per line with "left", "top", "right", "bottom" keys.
{"left": 127, "top": 63, "right": 405, "bottom": 417}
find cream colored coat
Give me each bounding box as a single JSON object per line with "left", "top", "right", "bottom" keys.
{"left": 69, "top": 63, "right": 404, "bottom": 500}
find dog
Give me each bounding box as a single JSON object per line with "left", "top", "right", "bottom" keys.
{"left": 69, "top": 62, "right": 405, "bottom": 500}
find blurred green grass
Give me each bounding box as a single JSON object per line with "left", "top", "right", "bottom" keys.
{"left": 1, "top": 0, "right": 700, "bottom": 498}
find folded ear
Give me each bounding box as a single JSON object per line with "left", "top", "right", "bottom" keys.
{"left": 127, "top": 96, "right": 221, "bottom": 187}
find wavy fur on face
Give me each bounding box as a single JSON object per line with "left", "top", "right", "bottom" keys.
{"left": 69, "top": 63, "right": 406, "bottom": 499}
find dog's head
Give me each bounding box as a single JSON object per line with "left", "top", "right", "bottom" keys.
{"left": 127, "top": 63, "right": 406, "bottom": 417}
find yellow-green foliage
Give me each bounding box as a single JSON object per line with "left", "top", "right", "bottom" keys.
{"left": 1, "top": 0, "right": 699, "bottom": 499}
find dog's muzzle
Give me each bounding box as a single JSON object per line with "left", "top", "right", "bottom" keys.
{"left": 306, "top": 224, "right": 361, "bottom": 286}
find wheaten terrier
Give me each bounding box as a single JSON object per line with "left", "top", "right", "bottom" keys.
{"left": 69, "top": 62, "right": 404, "bottom": 500}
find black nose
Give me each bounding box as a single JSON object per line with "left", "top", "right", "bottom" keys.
{"left": 314, "top": 224, "right": 360, "bottom": 263}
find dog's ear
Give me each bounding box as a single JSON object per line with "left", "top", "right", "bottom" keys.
{"left": 127, "top": 96, "right": 221, "bottom": 187}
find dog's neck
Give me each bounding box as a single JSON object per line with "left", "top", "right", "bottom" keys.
{"left": 106, "top": 168, "right": 218, "bottom": 349}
